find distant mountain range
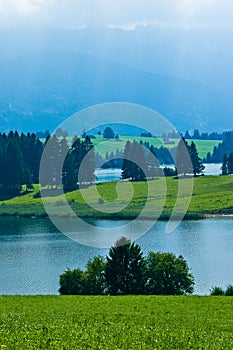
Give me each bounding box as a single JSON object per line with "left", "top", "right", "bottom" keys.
{"left": 0, "top": 26, "right": 232, "bottom": 133}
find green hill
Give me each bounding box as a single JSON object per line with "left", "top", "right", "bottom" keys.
{"left": 1, "top": 176, "right": 233, "bottom": 218}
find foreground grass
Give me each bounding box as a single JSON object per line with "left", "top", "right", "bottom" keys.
{"left": 0, "top": 176, "right": 233, "bottom": 219}
{"left": 0, "top": 296, "right": 232, "bottom": 349}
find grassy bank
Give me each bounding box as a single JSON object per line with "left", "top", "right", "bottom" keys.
{"left": 0, "top": 176, "right": 233, "bottom": 219}
{"left": 0, "top": 295, "right": 232, "bottom": 349}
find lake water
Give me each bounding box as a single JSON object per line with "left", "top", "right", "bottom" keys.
{"left": 0, "top": 217, "right": 232, "bottom": 295}
{"left": 95, "top": 164, "right": 222, "bottom": 183}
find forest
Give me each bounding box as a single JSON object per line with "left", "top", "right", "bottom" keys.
{"left": 1, "top": 128, "right": 233, "bottom": 196}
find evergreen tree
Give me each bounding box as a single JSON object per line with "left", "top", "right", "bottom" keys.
{"left": 5, "top": 141, "right": 24, "bottom": 194}
{"left": 189, "top": 141, "right": 205, "bottom": 176}
{"left": 228, "top": 152, "right": 233, "bottom": 174}
{"left": 78, "top": 136, "right": 96, "bottom": 186}
{"left": 175, "top": 138, "right": 192, "bottom": 176}
{"left": 121, "top": 140, "right": 132, "bottom": 179}
{"left": 121, "top": 141, "right": 147, "bottom": 181}
{"left": 105, "top": 237, "right": 145, "bottom": 295}
{"left": 221, "top": 153, "right": 228, "bottom": 175}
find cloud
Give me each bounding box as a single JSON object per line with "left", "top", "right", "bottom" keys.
{"left": 0, "top": 0, "right": 232, "bottom": 30}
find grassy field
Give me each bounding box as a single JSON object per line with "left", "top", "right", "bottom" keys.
{"left": 91, "top": 135, "right": 221, "bottom": 159}
{"left": 0, "top": 175, "right": 233, "bottom": 219}
{"left": 0, "top": 296, "right": 232, "bottom": 349}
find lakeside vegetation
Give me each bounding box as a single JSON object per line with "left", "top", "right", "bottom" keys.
{"left": 0, "top": 295, "right": 232, "bottom": 349}
{"left": 1, "top": 175, "right": 233, "bottom": 219}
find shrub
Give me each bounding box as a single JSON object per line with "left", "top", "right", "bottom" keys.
{"left": 86, "top": 256, "right": 106, "bottom": 295}
{"left": 210, "top": 286, "right": 225, "bottom": 296}
{"left": 59, "top": 268, "right": 87, "bottom": 295}
{"left": 145, "top": 252, "right": 194, "bottom": 295}
{"left": 225, "top": 285, "right": 233, "bottom": 296}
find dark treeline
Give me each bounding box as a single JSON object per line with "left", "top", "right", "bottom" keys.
{"left": 204, "top": 131, "right": 233, "bottom": 163}
{"left": 0, "top": 131, "right": 96, "bottom": 196}
{"left": 184, "top": 129, "right": 227, "bottom": 140}
{"left": 121, "top": 138, "right": 204, "bottom": 180}
{"left": 41, "top": 135, "right": 95, "bottom": 191}
{"left": 221, "top": 152, "right": 233, "bottom": 175}
{"left": 0, "top": 131, "right": 43, "bottom": 195}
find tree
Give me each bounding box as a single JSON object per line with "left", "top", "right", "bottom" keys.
{"left": 184, "top": 130, "right": 191, "bottom": 139}
{"left": 78, "top": 136, "right": 96, "bottom": 186}
{"left": 121, "top": 141, "right": 147, "bottom": 181}
{"left": 59, "top": 268, "right": 87, "bottom": 295}
{"left": 105, "top": 237, "right": 145, "bottom": 295}
{"left": 221, "top": 153, "right": 228, "bottom": 175}
{"left": 103, "top": 127, "right": 115, "bottom": 139}
{"left": 189, "top": 141, "right": 205, "bottom": 176}
{"left": 228, "top": 152, "right": 233, "bottom": 174}
{"left": 121, "top": 141, "right": 132, "bottom": 180}
{"left": 86, "top": 256, "right": 106, "bottom": 295}
{"left": 176, "top": 138, "right": 193, "bottom": 176}
{"left": 145, "top": 252, "right": 194, "bottom": 295}
{"left": 5, "top": 141, "right": 24, "bottom": 194}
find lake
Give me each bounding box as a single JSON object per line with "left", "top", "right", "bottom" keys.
{"left": 95, "top": 164, "right": 222, "bottom": 183}
{"left": 0, "top": 217, "right": 232, "bottom": 295}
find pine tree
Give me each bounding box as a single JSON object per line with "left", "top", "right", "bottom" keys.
{"left": 122, "top": 141, "right": 133, "bottom": 180}
{"left": 105, "top": 237, "right": 145, "bottom": 295}
{"left": 121, "top": 141, "right": 147, "bottom": 181}
{"left": 189, "top": 141, "right": 205, "bottom": 176}
{"left": 176, "top": 138, "right": 193, "bottom": 176}
{"left": 228, "top": 152, "right": 233, "bottom": 174}
{"left": 221, "top": 153, "right": 228, "bottom": 175}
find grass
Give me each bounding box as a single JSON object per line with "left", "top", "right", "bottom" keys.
{"left": 91, "top": 135, "right": 221, "bottom": 159}
{"left": 0, "top": 295, "right": 232, "bottom": 349}
{"left": 1, "top": 176, "right": 233, "bottom": 219}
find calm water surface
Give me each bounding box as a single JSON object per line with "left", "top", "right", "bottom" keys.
{"left": 0, "top": 217, "right": 232, "bottom": 295}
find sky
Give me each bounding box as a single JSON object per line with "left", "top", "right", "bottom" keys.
{"left": 0, "top": 0, "right": 233, "bottom": 30}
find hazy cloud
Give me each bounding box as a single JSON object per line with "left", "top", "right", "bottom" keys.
{"left": 0, "top": 0, "right": 232, "bottom": 29}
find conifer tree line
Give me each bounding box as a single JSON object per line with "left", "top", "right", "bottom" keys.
{"left": 204, "top": 131, "right": 233, "bottom": 163}
{"left": 121, "top": 138, "right": 204, "bottom": 180}
{"left": 0, "top": 131, "right": 43, "bottom": 194}
{"left": 0, "top": 131, "right": 96, "bottom": 195}
{"left": 221, "top": 152, "right": 233, "bottom": 175}
{"left": 40, "top": 134, "right": 95, "bottom": 191}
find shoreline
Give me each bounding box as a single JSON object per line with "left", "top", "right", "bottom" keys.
{"left": 0, "top": 212, "right": 233, "bottom": 220}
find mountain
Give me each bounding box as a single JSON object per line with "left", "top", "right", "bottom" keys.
{"left": 0, "top": 49, "right": 232, "bottom": 133}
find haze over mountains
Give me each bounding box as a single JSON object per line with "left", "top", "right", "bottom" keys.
{"left": 0, "top": 26, "right": 232, "bottom": 133}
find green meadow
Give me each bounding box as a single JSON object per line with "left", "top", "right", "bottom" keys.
{"left": 0, "top": 175, "right": 233, "bottom": 218}
{"left": 0, "top": 296, "right": 232, "bottom": 349}
{"left": 92, "top": 135, "right": 221, "bottom": 159}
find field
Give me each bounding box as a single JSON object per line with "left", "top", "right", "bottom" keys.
{"left": 0, "top": 176, "right": 233, "bottom": 219}
{"left": 0, "top": 295, "right": 232, "bottom": 349}
{"left": 91, "top": 135, "right": 221, "bottom": 159}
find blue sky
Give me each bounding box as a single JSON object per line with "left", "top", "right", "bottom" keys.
{"left": 0, "top": 0, "right": 232, "bottom": 30}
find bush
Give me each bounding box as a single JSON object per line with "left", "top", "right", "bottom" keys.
{"left": 86, "top": 256, "right": 106, "bottom": 295}
{"left": 59, "top": 268, "right": 87, "bottom": 295}
{"left": 225, "top": 285, "right": 233, "bottom": 296}
{"left": 210, "top": 286, "right": 225, "bottom": 296}
{"left": 145, "top": 252, "right": 194, "bottom": 295}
